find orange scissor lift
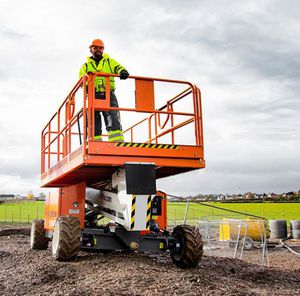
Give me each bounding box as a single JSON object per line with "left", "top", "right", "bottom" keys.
{"left": 30, "top": 73, "right": 205, "bottom": 268}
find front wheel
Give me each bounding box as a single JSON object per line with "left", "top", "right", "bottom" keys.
{"left": 170, "top": 225, "right": 203, "bottom": 268}
{"left": 52, "top": 216, "right": 81, "bottom": 261}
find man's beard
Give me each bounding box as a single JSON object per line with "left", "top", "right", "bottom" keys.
{"left": 93, "top": 51, "right": 102, "bottom": 60}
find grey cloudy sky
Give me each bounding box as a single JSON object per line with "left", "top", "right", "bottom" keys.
{"left": 0, "top": 0, "right": 299, "bottom": 195}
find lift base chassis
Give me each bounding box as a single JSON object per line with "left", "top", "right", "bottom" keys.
{"left": 81, "top": 227, "right": 174, "bottom": 253}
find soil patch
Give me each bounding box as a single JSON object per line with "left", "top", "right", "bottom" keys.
{"left": 0, "top": 225, "right": 299, "bottom": 295}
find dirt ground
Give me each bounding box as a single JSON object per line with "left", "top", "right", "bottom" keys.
{"left": 0, "top": 225, "right": 299, "bottom": 296}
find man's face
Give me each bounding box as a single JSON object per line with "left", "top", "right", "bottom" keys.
{"left": 90, "top": 45, "right": 104, "bottom": 59}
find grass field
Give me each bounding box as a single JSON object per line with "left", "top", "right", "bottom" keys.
{"left": 168, "top": 202, "right": 300, "bottom": 225}
{"left": 0, "top": 201, "right": 299, "bottom": 224}
{"left": 0, "top": 201, "right": 44, "bottom": 223}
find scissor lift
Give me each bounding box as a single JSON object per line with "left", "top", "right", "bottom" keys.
{"left": 30, "top": 73, "right": 205, "bottom": 268}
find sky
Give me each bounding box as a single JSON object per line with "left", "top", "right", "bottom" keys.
{"left": 0, "top": 0, "right": 299, "bottom": 196}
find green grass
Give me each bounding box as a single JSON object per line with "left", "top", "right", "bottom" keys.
{"left": 0, "top": 201, "right": 44, "bottom": 223}
{"left": 1, "top": 201, "right": 299, "bottom": 224}
{"left": 168, "top": 202, "right": 300, "bottom": 224}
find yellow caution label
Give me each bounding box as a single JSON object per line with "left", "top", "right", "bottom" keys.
{"left": 131, "top": 195, "right": 136, "bottom": 230}
{"left": 116, "top": 142, "right": 179, "bottom": 149}
{"left": 146, "top": 195, "right": 152, "bottom": 230}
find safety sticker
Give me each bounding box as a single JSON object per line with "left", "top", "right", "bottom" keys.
{"left": 130, "top": 195, "right": 136, "bottom": 230}
{"left": 115, "top": 142, "right": 179, "bottom": 149}
{"left": 69, "top": 209, "right": 80, "bottom": 214}
{"left": 145, "top": 195, "right": 152, "bottom": 230}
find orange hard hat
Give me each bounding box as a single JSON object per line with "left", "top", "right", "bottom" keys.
{"left": 89, "top": 39, "right": 104, "bottom": 49}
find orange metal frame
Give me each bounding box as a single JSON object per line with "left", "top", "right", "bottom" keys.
{"left": 44, "top": 182, "right": 85, "bottom": 230}
{"left": 154, "top": 191, "right": 168, "bottom": 230}
{"left": 41, "top": 73, "right": 205, "bottom": 188}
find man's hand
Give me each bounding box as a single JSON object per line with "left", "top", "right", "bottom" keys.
{"left": 120, "top": 69, "right": 129, "bottom": 80}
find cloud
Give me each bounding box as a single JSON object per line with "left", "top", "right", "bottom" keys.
{"left": 0, "top": 0, "right": 299, "bottom": 195}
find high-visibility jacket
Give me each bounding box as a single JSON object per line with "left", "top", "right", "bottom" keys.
{"left": 79, "top": 54, "right": 126, "bottom": 92}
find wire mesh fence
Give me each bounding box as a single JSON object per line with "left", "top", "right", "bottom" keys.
{"left": 197, "top": 219, "right": 269, "bottom": 266}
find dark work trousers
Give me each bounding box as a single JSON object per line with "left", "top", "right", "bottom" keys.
{"left": 94, "top": 91, "right": 122, "bottom": 136}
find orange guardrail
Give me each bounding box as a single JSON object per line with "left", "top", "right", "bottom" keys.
{"left": 41, "top": 73, "right": 203, "bottom": 175}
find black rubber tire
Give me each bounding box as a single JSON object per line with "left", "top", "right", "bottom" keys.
{"left": 170, "top": 225, "right": 203, "bottom": 268}
{"left": 52, "top": 216, "right": 81, "bottom": 261}
{"left": 30, "top": 219, "right": 49, "bottom": 250}
{"left": 243, "top": 236, "right": 254, "bottom": 250}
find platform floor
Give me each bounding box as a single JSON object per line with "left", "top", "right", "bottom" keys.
{"left": 41, "top": 142, "right": 205, "bottom": 188}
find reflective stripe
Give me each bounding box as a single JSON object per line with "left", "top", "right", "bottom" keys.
{"left": 114, "top": 65, "right": 121, "bottom": 73}
{"left": 94, "top": 135, "right": 103, "bottom": 141}
{"left": 108, "top": 130, "right": 123, "bottom": 136}
{"left": 109, "top": 135, "right": 123, "bottom": 139}
{"left": 108, "top": 130, "right": 124, "bottom": 142}
{"left": 109, "top": 136, "right": 124, "bottom": 142}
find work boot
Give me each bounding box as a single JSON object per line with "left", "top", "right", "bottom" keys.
{"left": 108, "top": 130, "right": 124, "bottom": 142}
{"left": 94, "top": 135, "right": 103, "bottom": 141}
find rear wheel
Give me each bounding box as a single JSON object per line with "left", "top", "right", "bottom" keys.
{"left": 52, "top": 216, "right": 81, "bottom": 261}
{"left": 30, "top": 219, "right": 49, "bottom": 250}
{"left": 170, "top": 225, "right": 203, "bottom": 268}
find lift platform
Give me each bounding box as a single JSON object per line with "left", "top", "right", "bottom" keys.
{"left": 33, "top": 73, "right": 205, "bottom": 268}
{"left": 41, "top": 73, "right": 205, "bottom": 188}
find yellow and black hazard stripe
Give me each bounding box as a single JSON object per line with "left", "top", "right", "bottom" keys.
{"left": 131, "top": 195, "right": 136, "bottom": 230}
{"left": 115, "top": 142, "right": 179, "bottom": 149}
{"left": 145, "top": 195, "right": 152, "bottom": 230}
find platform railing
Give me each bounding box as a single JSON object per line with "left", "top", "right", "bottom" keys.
{"left": 41, "top": 74, "right": 203, "bottom": 174}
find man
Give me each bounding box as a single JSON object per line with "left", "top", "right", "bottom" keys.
{"left": 79, "top": 39, "right": 129, "bottom": 142}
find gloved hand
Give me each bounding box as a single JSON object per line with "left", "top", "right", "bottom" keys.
{"left": 120, "top": 69, "right": 129, "bottom": 80}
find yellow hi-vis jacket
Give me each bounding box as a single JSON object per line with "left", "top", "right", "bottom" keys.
{"left": 79, "top": 54, "right": 126, "bottom": 92}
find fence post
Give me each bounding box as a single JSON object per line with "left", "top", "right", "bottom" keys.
{"left": 27, "top": 213, "right": 30, "bottom": 223}
{"left": 183, "top": 200, "right": 190, "bottom": 224}
{"left": 192, "top": 208, "right": 195, "bottom": 225}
